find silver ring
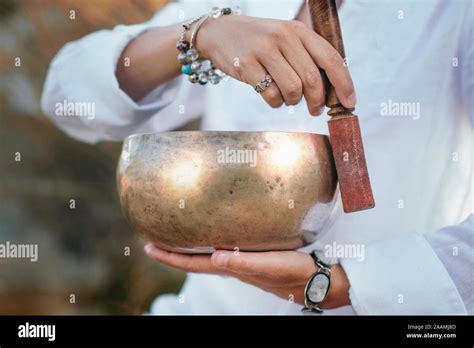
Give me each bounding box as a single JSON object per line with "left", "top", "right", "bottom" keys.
{"left": 254, "top": 74, "right": 273, "bottom": 93}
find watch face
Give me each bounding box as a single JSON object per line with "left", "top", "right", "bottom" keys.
{"left": 307, "top": 272, "right": 330, "bottom": 304}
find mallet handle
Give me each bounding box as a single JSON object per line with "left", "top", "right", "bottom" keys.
{"left": 308, "top": 0, "right": 375, "bottom": 213}
{"left": 308, "top": 0, "right": 351, "bottom": 115}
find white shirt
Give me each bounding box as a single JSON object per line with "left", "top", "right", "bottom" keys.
{"left": 41, "top": 0, "right": 473, "bottom": 314}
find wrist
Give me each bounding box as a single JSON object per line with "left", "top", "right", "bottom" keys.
{"left": 194, "top": 12, "right": 234, "bottom": 61}
{"left": 192, "top": 17, "right": 212, "bottom": 60}
{"left": 319, "top": 264, "right": 351, "bottom": 309}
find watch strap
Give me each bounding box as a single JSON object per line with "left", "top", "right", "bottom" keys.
{"left": 310, "top": 250, "right": 331, "bottom": 269}
{"left": 302, "top": 250, "right": 333, "bottom": 314}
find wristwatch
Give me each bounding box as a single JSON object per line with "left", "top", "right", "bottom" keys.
{"left": 301, "top": 250, "right": 332, "bottom": 314}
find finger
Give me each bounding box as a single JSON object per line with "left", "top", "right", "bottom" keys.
{"left": 211, "top": 250, "right": 315, "bottom": 280}
{"left": 279, "top": 39, "right": 325, "bottom": 116}
{"left": 211, "top": 250, "right": 261, "bottom": 275}
{"left": 240, "top": 59, "right": 284, "bottom": 108}
{"left": 298, "top": 28, "right": 356, "bottom": 108}
{"left": 144, "top": 243, "right": 224, "bottom": 274}
{"left": 259, "top": 52, "right": 303, "bottom": 106}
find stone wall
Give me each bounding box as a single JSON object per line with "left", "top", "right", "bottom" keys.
{"left": 0, "top": 0, "right": 186, "bottom": 314}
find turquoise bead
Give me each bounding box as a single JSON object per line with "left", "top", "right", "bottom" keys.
{"left": 181, "top": 64, "right": 193, "bottom": 75}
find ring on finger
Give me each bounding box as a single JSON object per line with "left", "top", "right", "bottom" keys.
{"left": 254, "top": 74, "right": 273, "bottom": 94}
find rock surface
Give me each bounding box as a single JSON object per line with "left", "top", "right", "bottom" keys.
{"left": 0, "top": 0, "right": 185, "bottom": 314}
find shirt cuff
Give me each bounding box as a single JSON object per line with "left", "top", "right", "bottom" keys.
{"left": 61, "top": 26, "right": 181, "bottom": 140}
{"left": 340, "top": 233, "right": 467, "bottom": 314}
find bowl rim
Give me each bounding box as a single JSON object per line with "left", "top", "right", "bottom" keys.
{"left": 124, "top": 130, "right": 330, "bottom": 142}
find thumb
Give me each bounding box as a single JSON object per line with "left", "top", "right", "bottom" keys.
{"left": 211, "top": 250, "right": 260, "bottom": 275}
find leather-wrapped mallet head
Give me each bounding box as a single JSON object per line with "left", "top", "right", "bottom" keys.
{"left": 308, "top": 0, "right": 375, "bottom": 213}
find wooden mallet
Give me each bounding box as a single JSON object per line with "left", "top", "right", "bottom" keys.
{"left": 308, "top": 0, "right": 375, "bottom": 213}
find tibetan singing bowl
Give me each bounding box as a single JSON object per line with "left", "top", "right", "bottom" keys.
{"left": 117, "top": 131, "right": 338, "bottom": 253}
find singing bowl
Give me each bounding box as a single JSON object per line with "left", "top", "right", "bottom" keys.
{"left": 117, "top": 131, "right": 338, "bottom": 253}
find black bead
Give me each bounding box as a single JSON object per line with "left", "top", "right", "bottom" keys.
{"left": 222, "top": 8, "right": 232, "bottom": 15}
{"left": 176, "top": 40, "right": 190, "bottom": 52}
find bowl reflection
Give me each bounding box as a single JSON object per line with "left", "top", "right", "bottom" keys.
{"left": 117, "top": 131, "right": 338, "bottom": 253}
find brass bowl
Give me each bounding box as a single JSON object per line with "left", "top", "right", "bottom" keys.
{"left": 117, "top": 131, "right": 338, "bottom": 253}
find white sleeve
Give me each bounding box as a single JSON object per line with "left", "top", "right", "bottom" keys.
{"left": 458, "top": 1, "right": 472, "bottom": 125}
{"left": 340, "top": 215, "right": 473, "bottom": 315}
{"left": 424, "top": 215, "right": 474, "bottom": 314}
{"left": 41, "top": 0, "right": 209, "bottom": 144}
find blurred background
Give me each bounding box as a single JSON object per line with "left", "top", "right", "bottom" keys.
{"left": 0, "top": 0, "right": 193, "bottom": 314}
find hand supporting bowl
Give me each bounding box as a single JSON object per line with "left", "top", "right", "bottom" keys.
{"left": 117, "top": 131, "right": 338, "bottom": 253}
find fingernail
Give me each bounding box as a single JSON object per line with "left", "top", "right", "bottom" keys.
{"left": 311, "top": 105, "right": 325, "bottom": 116}
{"left": 347, "top": 92, "right": 357, "bottom": 108}
{"left": 144, "top": 244, "right": 153, "bottom": 254}
{"left": 214, "top": 252, "right": 229, "bottom": 267}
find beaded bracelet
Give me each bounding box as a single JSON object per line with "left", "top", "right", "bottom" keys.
{"left": 176, "top": 7, "right": 232, "bottom": 85}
